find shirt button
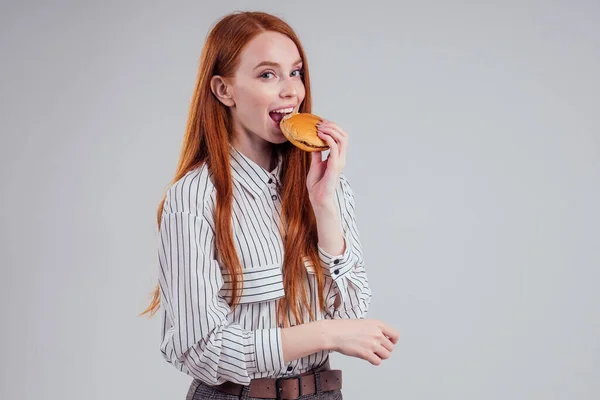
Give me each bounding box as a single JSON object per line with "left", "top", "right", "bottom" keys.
{"left": 333, "top": 269, "right": 340, "bottom": 275}
{"left": 287, "top": 365, "right": 293, "bottom": 371}
{"left": 268, "top": 178, "right": 273, "bottom": 184}
{"left": 271, "top": 194, "right": 277, "bottom": 201}
{"left": 333, "top": 259, "right": 340, "bottom": 265}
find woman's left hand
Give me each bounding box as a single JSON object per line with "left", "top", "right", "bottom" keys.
{"left": 306, "top": 119, "right": 348, "bottom": 208}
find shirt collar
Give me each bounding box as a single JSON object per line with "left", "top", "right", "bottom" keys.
{"left": 228, "top": 144, "right": 283, "bottom": 198}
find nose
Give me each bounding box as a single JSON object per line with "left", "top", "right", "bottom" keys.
{"left": 280, "top": 79, "right": 298, "bottom": 98}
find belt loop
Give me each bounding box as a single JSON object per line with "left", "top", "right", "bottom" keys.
{"left": 238, "top": 384, "right": 250, "bottom": 400}
{"left": 313, "top": 369, "right": 323, "bottom": 398}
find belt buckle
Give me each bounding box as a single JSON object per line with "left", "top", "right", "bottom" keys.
{"left": 275, "top": 374, "right": 302, "bottom": 400}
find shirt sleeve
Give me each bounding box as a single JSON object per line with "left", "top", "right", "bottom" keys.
{"left": 157, "top": 203, "right": 284, "bottom": 385}
{"left": 318, "top": 174, "right": 372, "bottom": 319}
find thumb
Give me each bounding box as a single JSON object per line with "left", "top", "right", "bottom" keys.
{"left": 311, "top": 150, "right": 323, "bottom": 166}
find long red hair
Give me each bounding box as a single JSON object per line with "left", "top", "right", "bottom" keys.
{"left": 139, "top": 11, "right": 327, "bottom": 327}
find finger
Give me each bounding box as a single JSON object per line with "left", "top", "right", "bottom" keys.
{"left": 363, "top": 350, "right": 382, "bottom": 366}
{"left": 317, "top": 125, "right": 347, "bottom": 165}
{"left": 307, "top": 151, "right": 322, "bottom": 183}
{"left": 317, "top": 127, "right": 344, "bottom": 163}
{"left": 311, "top": 150, "right": 323, "bottom": 166}
{"left": 317, "top": 129, "right": 339, "bottom": 164}
{"left": 374, "top": 345, "right": 392, "bottom": 361}
{"left": 381, "top": 324, "right": 400, "bottom": 345}
{"left": 320, "top": 120, "right": 348, "bottom": 137}
{"left": 317, "top": 125, "right": 346, "bottom": 149}
{"left": 380, "top": 336, "right": 395, "bottom": 353}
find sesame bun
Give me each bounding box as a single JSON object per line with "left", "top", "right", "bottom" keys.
{"left": 279, "top": 113, "right": 329, "bottom": 152}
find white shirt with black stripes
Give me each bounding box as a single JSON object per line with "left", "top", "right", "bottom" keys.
{"left": 157, "top": 144, "right": 372, "bottom": 386}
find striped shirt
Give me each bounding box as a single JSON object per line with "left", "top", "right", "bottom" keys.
{"left": 157, "top": 144, "right": 371, "bottom": 386}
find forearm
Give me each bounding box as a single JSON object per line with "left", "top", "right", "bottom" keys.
{"left": 313, "top": 193, "right": 371, "bottom": 319}
{"left": 313, "top": 201, "right": 345, "bottom": 256}
{"left": 310, "top": 177, "right": 371, "bottom": 320}
{"left": 280, "top": 320, "right": 333, "bottom": 363}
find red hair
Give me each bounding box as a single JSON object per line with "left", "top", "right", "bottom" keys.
{"left": 139, "top": 11, "right": 327, "bottom": 327}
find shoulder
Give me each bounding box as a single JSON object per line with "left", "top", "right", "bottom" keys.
{"left": 163, "top": 163, "right": 216, "bottom": 216}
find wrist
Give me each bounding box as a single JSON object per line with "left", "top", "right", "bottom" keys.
{"left": 318, "top": 319, "right": 337, "bottom": 352}
{"left": 311, "top": 200, "right": 337, "bottom": 217}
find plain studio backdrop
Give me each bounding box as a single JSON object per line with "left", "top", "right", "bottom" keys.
{"left": 1, "top": 1, "right": 598, "bottom": 399}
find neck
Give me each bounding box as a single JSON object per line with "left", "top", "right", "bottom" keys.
{"left": 230, "top": 132, "right": 277, "bottom": 172}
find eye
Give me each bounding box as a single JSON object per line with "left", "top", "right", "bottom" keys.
{"left": 260, "top": 71, "right": 275, "bottom": 79}
{"left": 291, "top": 69, "right": 304, "bottom": 77}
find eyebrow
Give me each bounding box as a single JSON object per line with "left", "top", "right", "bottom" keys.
{"left": 253, "top": 59, "right": 303, "bottom": 70}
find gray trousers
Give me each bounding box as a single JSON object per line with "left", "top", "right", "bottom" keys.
{"left": 185, "top": 375, "right": 344, "bottom": 400}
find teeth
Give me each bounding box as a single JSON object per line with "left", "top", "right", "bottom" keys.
{"left": 272, "top": 107, "right": 294, "bottom": 114}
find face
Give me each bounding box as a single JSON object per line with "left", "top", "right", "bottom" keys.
{"left": 216, "top": 31, "right": 306, "bottom": 146}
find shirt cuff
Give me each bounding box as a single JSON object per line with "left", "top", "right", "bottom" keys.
{"left": 245, "top": 327, "right": 284, "bottom": 374}
{"left": 317, "top": 232, "right": 354, "bottom": 279}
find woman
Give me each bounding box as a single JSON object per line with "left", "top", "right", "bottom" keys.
{"left": 140, "top": 10, "right": 400, "bottom": 400}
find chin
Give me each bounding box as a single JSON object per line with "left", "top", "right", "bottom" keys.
{"left": 268, "top": 123, "right": 286, "bottom": 141}
{"left": 269, "top": 130, "right": 288, "bottom": 144}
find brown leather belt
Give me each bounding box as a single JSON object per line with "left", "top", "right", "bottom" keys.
{"left": 211, "top": 360, "right": 342, "bottom": 400}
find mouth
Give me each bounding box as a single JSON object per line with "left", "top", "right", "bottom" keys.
{"left": 269, "top": 106, "right": 296, "bottom": 125}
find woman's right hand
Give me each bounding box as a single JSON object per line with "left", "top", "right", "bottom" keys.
{"left": 325, "top": 319, "right": 400, "bottom": 365}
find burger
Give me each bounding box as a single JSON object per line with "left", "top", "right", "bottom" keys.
{"left": 279, "top": 112, "right": 329, "bottom": 152}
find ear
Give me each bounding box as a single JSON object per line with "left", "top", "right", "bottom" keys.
{"left": 210, "top": 75, "right": 235, "bottom": 107}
